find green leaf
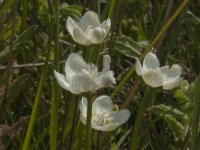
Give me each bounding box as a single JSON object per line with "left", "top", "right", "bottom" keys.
{"left": 0, "top": 0, "right": 16, "bottom": 17}
{"left": 164, "top": 114, "right": 186, "bottom": 137}
{"left": 0, "top": 25, "right": 38, "bottom": 62}
{"left": 60, "top": 4, "right": 82, "bottom": 21}
{"left": 0, "top": 16, "right": 21, "bottom": 42}
{"left": 115, "top": 34, "right": 142, "bottom": 58}
{"left": 14, "top": 25, "right": 38, "bottom": 46}
{"left": 149, "top": 104, "right": 188, "bottom": 125}
{"left": 174, "top": 89, "right": 189, "bottom": 103}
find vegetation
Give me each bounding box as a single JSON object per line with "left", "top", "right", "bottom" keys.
{"left": 0, "top": 0, "right": 200, "bottom": 149}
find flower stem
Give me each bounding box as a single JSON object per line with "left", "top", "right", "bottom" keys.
{"left": 111, "top": 0, "right": 189, "bottom": 99}
{"left": 85, "top": 96, "right": 93, "bottom": 150}
{"left": 50, "top": 0, "right": 60, "bottom": 149}
{"left": 130, "top": 87, "right": 156, "bottom": 150}
{"left": 22, "top": 26, "right": 53, "bottom": 150}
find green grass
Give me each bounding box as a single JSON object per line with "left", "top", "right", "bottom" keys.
{"left": 0, "top": 0, "right": 200, "bottom": 149}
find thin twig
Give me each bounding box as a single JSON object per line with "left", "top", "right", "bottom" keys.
{"left": 0, "top": 60, "right": 65, "bottom": 70}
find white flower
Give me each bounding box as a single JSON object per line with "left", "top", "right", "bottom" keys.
{"left": 54, "top": 53, "right": 115, "bottom": 94}
{"left": 135, "top": 52, "right": 183, "bottom": 90}
{"left": 66, "top": 11, "right": 111, "bottom": 45}
{"left": 79, "top": 95, "right": 131, "bottom": 132}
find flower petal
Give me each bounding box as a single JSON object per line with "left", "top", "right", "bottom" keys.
{"left": 143, "top": 52, "right": 160, "bottom": 70}
{"left": 79, "top": 11, "right": 100, "bottom": 31}
{"left": 91, "top": 122, "right": 119, "bottom": 132}
{"left": 101, "top": 55, "right": 111, "bottom": 74}
{"left": 109, "top": 109, "right": 131, "bottom": 126}
{"left": 163, "top": 78, "right": 183, "bottom": 90}
{"left": 92, "top": 95, "right": 113, "bottom": 114}
{"left": 65, "top": 53, "right": 87, "bottom": 80}
{"left": 99, "top": 18, "right": 111, "bottom": 33}
{"left": 160, "top": 66, "right": 169, "bottom": 75}
{"left": 80, "top": 114, "right": 87, "bottom": 125}
{"left": 86, "top": 26, "right": 107, "bottom": 44}
{"left": 69, "top": 70, "right": 97, "bottom": 94}
{"left": 135, "top": 57, "right": 144, "bottom": 76}
{"left": 142, "top": 69, "right": 163, "bottom": 88}
{"left": 95, "top": 71, "right": 116, "bottom": 88}
{"left": 166, "top": 64, "right": 182, "bottom": 81}
{"left": 66, "top": 17, "right": 76, "bottom": 36}
{"left": 79, "top": 97, "right": 88, "bottom": 117}
{"left": 54, "top": 70, "right": 70, "bottom": 91}
{"left": 72, "top": 26, "right": 92, "bottom": 45}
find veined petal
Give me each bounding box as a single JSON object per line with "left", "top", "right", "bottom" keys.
{"left": 163, "top": 78, "right": 183, "bottom": 90}
{"left": 79, "top": 11, "right": 100, "bottom": 31}
{"left": 66, "top": 17, "right": 76, "bottom": 36}
{"left": 72, "top": 26, "right": 92, "bottom": 45}
{"left": 65, "top": 53, "right": 87, "bottom": 80}
{"left": 69, "top": 70, "right": 97, "bottom": 94}
{"left": 91, "top": 122, "right": 119, "bottom": 132}
{"left": 92, "top": 95, "right": 113, "bottom": 114}
{"left": 142, "top": 69, "right": 163, "bottom": 88}
{"left": 86, "top": 26, "right": 107, "bottom": 44}
{"left": 143, "top": 52, "right": 160, "bottom": 70}
{"left": 109, "top": 109, "right": 131, "bottom": 126}
{"left": 54, "top": 70, "right": 70, "bottom": 91}
{"left": 166, "top": 64, "right": 182, "bottom": 81}
{"left": 135, "top": 57, "right": 144, "bottom": 76}
{"left": 80, "top": 114, "right": 87, "bottom": 125}
{"left": 86, "top": 63, "right": 98, "bottom": 76}
{"left": 95, "top": 71, "right": 116, "bottom": 88}
{"left": 101, "top": 55, "right": 111, "bottom": 74}
{"left": 100, "top": 18, "right": 111, "bottom": 33}
{"left": 79, "top": 97, "right": 88, "bottom": 117}
{"left": 160, "top": 66, "right": 169, "bottom": 75}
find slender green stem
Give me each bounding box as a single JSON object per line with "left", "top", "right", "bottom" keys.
{"left": 141, "top": 0, "right": 189, "bottom": 59}
{"left": 120, "top": 79, "right": 141, "bottom": 109}
{"left": 72, "top": 120, "right": 85, "bottom": 149}
{"left": 111, "top": 0, "right": 189, "bottom": 99}
{"left": 85, "top": 96, "right": 93, "bottom": 150}
{"left": 108, "top": 0, "right": 116, "bottom": 18}
{"left": 22, "top": 28, "right": 53, "bottom": 150}
{"left": 50, "top": 0, "right": 60, "bottom": 149}
{"left": 68, "top": 98, "right": 78, "bottom": 149}
{"left": 191, "top": 76, "right": 200, "bottom": 150}
{"left": 130, "top": 87, "right": 156, "bottom": 150}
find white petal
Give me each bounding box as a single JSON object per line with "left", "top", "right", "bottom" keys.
{"left": 160, "top": 66, "right": 169, "bottom": 75}
{"left": 135, "top": 57, "right": 144, "bottom": 76}
{"left": 80, "top": 114, "right": 87, "bottom": 125}
{"left": 86, "top": 26, "right": 107, "bottom": 44}
{"left": 91, "top": 122, "right": 119, "bottom": 132}
{"left": 143, "top": 52, "right": 160, "bottom": 70}
{"left": 72, "top": 26, "right": 92, "bottom": 45}
{"left": 92, "top": 95, "right": 113, "bottom": 114}
{"left": 54, "top": 70, "right": 70, "bottom": 91}
{"left": 101, "top": 55, "right": 111, "bottom": 74}
{"left": 79, "top": 11, "right": 100, "bottom": 31}
{"left": 166, "top": 64, "right": 182, "bottom": 81}
{"left": 142, "top": 69, "right": 163, "bottom": 88}
{"left": 79, "top": 97, "right": 88, "bottom": 117}
{"left": 66, "top": 17, "right": 76, "bottom": 36}
{"left": 65, "top": 53, "right": 87, "bottom": 80}
{"left": 163, "top": 78, "right": 183, "bottom": 90}
{"left": 69, "top": 70, "right": 97, "bottom": 94}
{"left": 109, "top": 109, "right": 131, "bottom": 126}
{"left": 86, "top": 63, "right": 98, "bottom": 75}
{"left": 100, "top": 18, "right": 111, "bottom": 33}
{"left": 95, "top": 71, "right": 116, "bottom": 88}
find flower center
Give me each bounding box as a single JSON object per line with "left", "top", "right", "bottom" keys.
{"left": 92, "top": 113, "right": 110, "bottom": 126}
